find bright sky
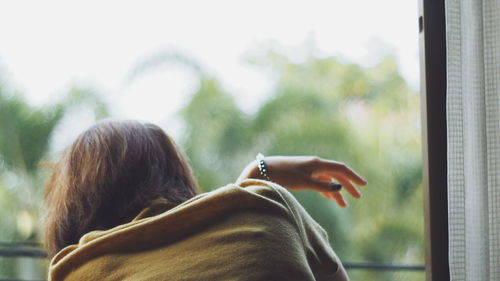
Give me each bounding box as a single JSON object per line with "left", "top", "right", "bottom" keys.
{"left": 0, "top": 0, "right": 419, "bottom": 133}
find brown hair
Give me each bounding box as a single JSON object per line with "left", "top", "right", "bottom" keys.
{"left": 43, "top": 120, "right": 199, "bottom": 258}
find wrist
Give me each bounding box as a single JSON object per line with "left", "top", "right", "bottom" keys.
{"left": 256, "top": 153, "right": 270, "bottom": 181}
{"left": 237, "top": 160, "right": 261, "bottom": 182}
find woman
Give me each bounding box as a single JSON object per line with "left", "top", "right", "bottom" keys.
{"left": 44, "top": 120, "right": 367, "bottom": 281}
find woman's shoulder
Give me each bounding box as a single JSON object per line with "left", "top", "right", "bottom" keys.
{"left": 170, "top": 179, "right": 299, "bottom": 219}
{"left": 235, "top": 179, "right": 302, "bottom": 212}
{"left": 48, "top": 180, "right": 298, "bottom": 268}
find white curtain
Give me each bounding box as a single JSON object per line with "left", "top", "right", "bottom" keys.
{"left": 446, "top": 0, "right": 500, "bottom": 280}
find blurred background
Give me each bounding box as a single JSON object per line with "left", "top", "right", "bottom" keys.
{"left": 0, "top": 0, "right": 422, "bottom": 280}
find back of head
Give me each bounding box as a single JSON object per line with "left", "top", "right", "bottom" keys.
{"left": 44, "top": 120, "right": 199, "bottom": 258}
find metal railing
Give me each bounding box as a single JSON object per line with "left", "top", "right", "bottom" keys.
{"left": 0, "top": 242, "right": 425, "bottom": 280}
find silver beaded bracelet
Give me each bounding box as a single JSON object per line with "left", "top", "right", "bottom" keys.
{"left": 256, "top": 153, "right": 270, "bottom": 181}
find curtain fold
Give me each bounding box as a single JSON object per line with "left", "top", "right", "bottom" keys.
{"left": 446, "top": 0, "right": 500, "bottom": 280}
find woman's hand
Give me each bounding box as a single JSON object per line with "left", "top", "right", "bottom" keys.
{"left": 237, "top": 156, "right": 367, "bottom": 207}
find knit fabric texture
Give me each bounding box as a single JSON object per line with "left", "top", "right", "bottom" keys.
{"left": 48, "top": 179, "right": 348, "bottom": 281}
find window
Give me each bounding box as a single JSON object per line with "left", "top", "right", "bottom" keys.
{"left": 0, "top": 1, "right": 429, "bottom": 280}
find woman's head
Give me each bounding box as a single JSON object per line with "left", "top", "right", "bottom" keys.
{"left": 44, "top": 120, "right": 199, "bottom": 258}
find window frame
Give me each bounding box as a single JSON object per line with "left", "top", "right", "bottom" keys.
{"left": 418, "top": 0, "right": 450, "bottom": 280}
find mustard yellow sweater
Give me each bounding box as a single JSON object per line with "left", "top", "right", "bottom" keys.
{"left": 48, "top": 179, "right": 349, "bottom": 281}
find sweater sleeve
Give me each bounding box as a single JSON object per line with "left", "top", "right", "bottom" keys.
{"left": 238, "top": 179, "right": 349, "bottom": 281}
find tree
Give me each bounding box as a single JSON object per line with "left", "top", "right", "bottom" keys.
{"left": 0, "top": 80, "right": 108, "bottom": 279}
{"left": 0, "top": 46, "right": 424, "bottom": 281}
{"left": 177, "top": 51, "right": 424, "bottom": 281}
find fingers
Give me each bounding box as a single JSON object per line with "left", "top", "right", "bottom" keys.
{"left": 312, "top": 159, "right": 367, "bottom": 186}
{"left": 335, "top": 175, "right": 362, "bottom": 198}
{"left": 313, "top": 174, "right": 362, "bottom": 199}
{"left": 290, "top": 156, "right": 367, "bottom": 208}
{"left": 331, "top": 192, "right": 348, "bottom": 207}
{"left": 321, "top": 191, "right": 348, "bottom": 207}
{"left": 308, "top": 178, "right": 349, "bottom": 207}
{"left": 300, "top": 178, "right": 333, "bottom": 193}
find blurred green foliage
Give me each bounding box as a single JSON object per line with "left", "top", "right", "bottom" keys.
{"left": 0, "top": 84, "right": 108, "bottom": 279}
{"left": 179, "top": 51, "right": 424, "bottom": 281}
{"left": 0, "top": 49, "right": 423, "bottom": 281}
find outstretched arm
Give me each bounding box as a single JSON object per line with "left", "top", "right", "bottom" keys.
{"left": 237, "top": 155, "right": 367, "bottom": 207}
